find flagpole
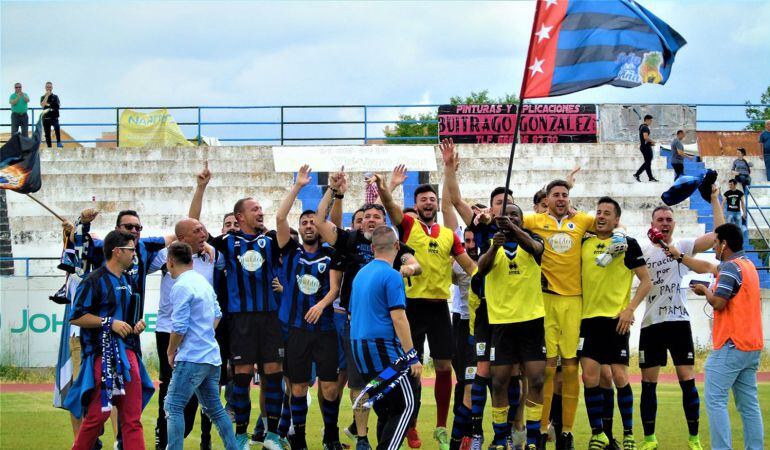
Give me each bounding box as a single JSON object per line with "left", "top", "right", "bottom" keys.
{"left": 500, "top": 97, "right": 525, "bottom": 216}
{"left": 26, "top": 193, "right": 66, "bottom": 223}
{"left": 501, "top": 0, "right": 542, "bottom": 216}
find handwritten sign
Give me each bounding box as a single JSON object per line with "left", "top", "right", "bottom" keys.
{"left": 438, "top": 104, "right": 597, "bottom": 144}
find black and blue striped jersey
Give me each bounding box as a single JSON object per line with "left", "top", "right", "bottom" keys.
{"left": 351, "top": 338, "right": 405, "bottom": 375}
{"left": 89, "top": 236, "right": 166, "bottom": 302}
{"left": 70, "top": 266, "right": 141, "bottom": 356}
{"left": 210, "top": 230, "right": 281, "bottom": 313}
{"left": 278, "top": 241, "right": 340, "bottom": 332}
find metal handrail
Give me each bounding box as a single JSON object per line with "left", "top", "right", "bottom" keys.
{"left": 0, "top": 256, "right": 60, "bottom": 278}
{"left": 1, "top": 103, "right": 767, "bottom": 146}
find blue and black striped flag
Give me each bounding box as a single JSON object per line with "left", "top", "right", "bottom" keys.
{"left": 521, "top": 0, "right": 686, "bottom": 98}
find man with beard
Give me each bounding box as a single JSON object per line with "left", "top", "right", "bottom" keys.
{"left": 636, "top": 187, "right": 723, "bottom": 450}
{"left": 73, "top": 209, "right": 174, "bottom": 303}
{"left": 276, "top": 165, "right": 344, "bottom": 450}
{"left": 522, "top": 180, "right": 598, "bottom": 450}
{"left": 67, "top": 231, "right": 154, "bottom": 450}
{"left": 316, "top": 168, "right": 421, "bottom": 450}
{"left": 579, "top": 197, "right": 651, "bottom": 450}
{"left": 477, "top": 204, "right": 546, "bottom": 450}
{"left": 150, "top": 218, "right": 225, "bottom": 450}
{"left": 190, "top": 172, "right": 285, "bottom": 449}
{"left": 377, "top": 168, "right": 477, "bottom": 450}
{"left": 439, "top": 139, "right": 516, "bottom": 450}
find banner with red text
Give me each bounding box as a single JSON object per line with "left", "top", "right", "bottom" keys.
{"left": 437, "top": 104, "right": 597, "bottom": 144}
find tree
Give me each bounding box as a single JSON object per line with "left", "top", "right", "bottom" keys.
{"left": 383, "top": 90, "right": 518, "bottom": 144}
{"left": 744, "top": 85, "right": 770, "bottom": 131}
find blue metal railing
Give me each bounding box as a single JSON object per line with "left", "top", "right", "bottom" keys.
{"left": 0, "top": 257, "right": 59, "bottom": 278}
{"left": 1, "top": 103, "right": 766, "bottom": 147}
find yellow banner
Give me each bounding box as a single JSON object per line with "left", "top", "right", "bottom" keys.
{"left": 119, "top": 109, "right": 193, "bottom": 147}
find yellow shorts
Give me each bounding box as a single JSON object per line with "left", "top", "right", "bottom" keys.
{"left": 69, "top": 336, "right": 82, "bottom": 378}
{"left": 543, "top": 293, "right": 582, "bottom": 359}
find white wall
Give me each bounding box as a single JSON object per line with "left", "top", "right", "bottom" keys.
{"left": 2, "top": 274, "right": 768, "bottom": 367}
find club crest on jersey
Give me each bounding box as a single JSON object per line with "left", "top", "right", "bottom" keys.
{"left": 318, "top": 262, "right": 327, "bottom": 273}
{"left": 548, "top": 232, "right": 573, "bottom": 254}
{"left": 567, "top": 222, "right": 575, "bottom": 230}
{"left": 428, "top": 240, "right": 439, "bottom": 254}
{"left": 297, "top": 274, "right": 321, "bottom": 295}
{"left": 257, "top": 238, "right": 266, "bottom": 249}
{"left": 238, "top": 250, "right": 264, "bottom": 272}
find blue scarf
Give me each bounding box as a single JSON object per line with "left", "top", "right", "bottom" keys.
{"left": 100, "top": 317, "right": 125, "bottom": 412}
{"left": 352, "top": 348, "right": 419, "bottom": 410}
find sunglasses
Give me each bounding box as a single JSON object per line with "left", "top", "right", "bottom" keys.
{"left": 116, "top": 246, "right": 136, "bottom": 253}
{"left": 14, "top": 86, "right": 21, "bottom": 89}
{"left": 120, "top": 224, "right": 143, "bottom": 231}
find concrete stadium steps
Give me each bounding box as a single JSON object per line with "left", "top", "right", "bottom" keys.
{"left": 6, "top": 143, "right": 715, "bottom": 275}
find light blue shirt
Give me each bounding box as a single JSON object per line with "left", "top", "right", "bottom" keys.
{"left": 151, "top": 248, "right": 224, "bottom": 333}
{"left": 170, "top": 269, "right": 222, "bottom": 366}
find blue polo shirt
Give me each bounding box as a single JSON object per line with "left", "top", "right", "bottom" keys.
{"left": 349, "top": 259, "right": 407, "bottom": 374}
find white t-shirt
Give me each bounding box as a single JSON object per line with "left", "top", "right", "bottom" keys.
{"left": 152, "top": 248, "right": 224, "bottom": 333}
{"left": 640, "top": 238, "right": 695, "bottom": 328}
{"left": 451, "top": 261, "right": 471, "bottom": 320}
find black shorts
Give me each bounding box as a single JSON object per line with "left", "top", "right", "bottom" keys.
{"left": 473, "top": 300, "right": 491, "bottom": 363}
{"left": 451, "top": 313, "right": 476, "bottom": 384}
{"left": 286, "top": 327, "right": 339, "bottom": 384}
{"left": 577, "top": 317, "right": 630, "bottom": 365}
{"left": 638, "top": 321, "right": 695, "bottom": 368}
{"left": 228, "top": 312, "right": 284, "bottom": 366}
{"left": 490, "top": 318, "right": 546, "bottom": 366}
{"left": 215, "top": 315, "right": 230, "bottom": 384}
{"left": 406, "top": 298, "right": 454, "bottom": 361}
{"left": 340, "top": 317, "right": 367, "bottom": 390}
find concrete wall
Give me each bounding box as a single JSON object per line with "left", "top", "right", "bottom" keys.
{"left": 598, "top": 104, "right": 697, "bottom": 145}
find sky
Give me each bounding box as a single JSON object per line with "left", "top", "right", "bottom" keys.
{"left": 2, "top": 0, "right": 769, "bottom": 143}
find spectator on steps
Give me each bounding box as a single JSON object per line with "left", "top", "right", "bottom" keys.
{"left": 670, "top": 129, "right": 692, "bottom": 180}
{"left": 760, "top": 120, "right": 770, "bottom": 181}
{"left": 9, "top": 82, "right": 29, "bottom": 137}
{"left": 634, "top": 114, "right": 658, "bottom": 182}
{"left": 731, "top": 147, "right": 752, "bottom": 195}
{"left": 40, "top": 81, "right": 62, "bottom": 148}
{"left": 722, "top": 180, "right": 745, "bottom": 228}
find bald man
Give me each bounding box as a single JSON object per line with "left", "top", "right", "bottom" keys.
{"left": 151, "top": 218, "right": 225, "bottom": 450}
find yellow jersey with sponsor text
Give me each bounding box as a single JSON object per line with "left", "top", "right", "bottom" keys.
{"left": 523, "top": 212, "right": 594, "bottom": 296}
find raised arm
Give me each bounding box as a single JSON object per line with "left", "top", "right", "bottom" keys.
{"left": 442, "top": 171, "right": 458, "bottom": 231}
{"left": 329, "top": 171, "right": 347, "bottom": 228}
{"left": 496, "top": 216, "right": 544, "bottom": 261}
{"left": 277, "top": 165, "right": 312, "bottom": 249}
{"left": 440, "top": 138, "right": 474, "bottom": 226}
{"left": 316, "top": 168, "right": 345, "bottom": 246}
{"left": 566, "top": 166, "right": 581, "bottom": 189}
{"left": 188, "top": 161, "right": 211, "bottom": 221}
{"left": 666, "top": 245, "right": 719, "bottom": 276}
{"left": 374, "top": 172, "right": 404, "bottom": 226}
{"left": 477, "top": 232, "right": 503, "bottom": 277}
{"left": 694, "top": 185, "right": 725, "bottom": 253}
